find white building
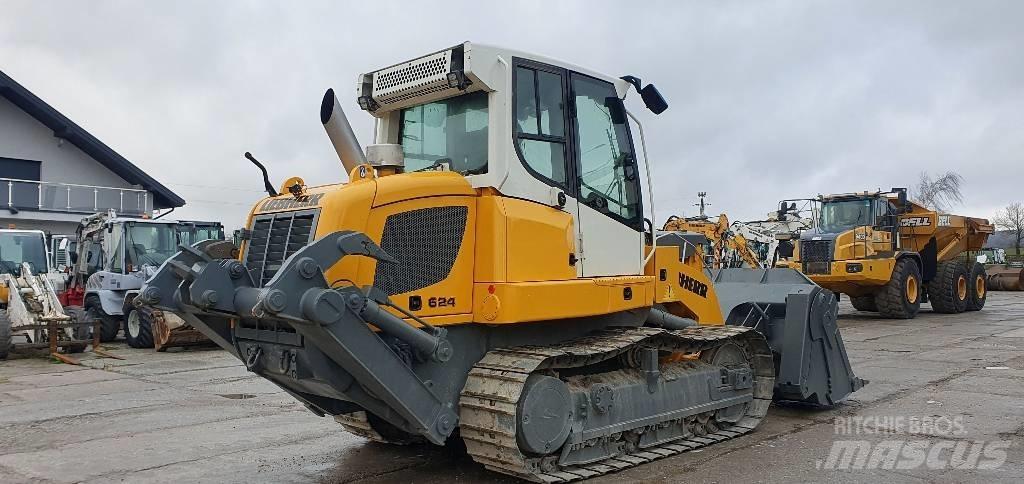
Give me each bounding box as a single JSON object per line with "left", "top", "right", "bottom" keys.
{"left": 0, "top": 69, "right": 183, "bottom": 234}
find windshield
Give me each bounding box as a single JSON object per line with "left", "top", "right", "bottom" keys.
{"left": 819, "top": 199, "right": 873, "bottom": 233}
{"left": 0, "top": 232, "right": 47, "bottom": 275}
{"left": 177, "top": 225, "right": 222, "bottom": 246}
{"left": 399, "top": 90, "right": 488, "bottom": 174}
{"left": 125, "top": 224, "right": 178, "bottom": 267}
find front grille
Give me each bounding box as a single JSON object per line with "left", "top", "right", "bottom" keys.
{"left": 244, "top": 210, "right": 318, "bottom": 286}
{"left": 803, "top": 261, "right": 832, "bottom": 275}
{"left": 374, "top": 206, "right": 467, "bottom": 296}
{"left": 801, "top": 240, "right": 833, "bottom": 262}
{"left": 801, "top": 239, "right": 833, "bottom": 275}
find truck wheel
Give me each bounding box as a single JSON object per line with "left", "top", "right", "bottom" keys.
{"left": 124, "top": 307, "right": 155, "bottom": 349}
{"left": 85, "top": 295, "right": 121, "bottom": 342}
{"left": 0, "top": 309, "right": 11, "bottom": 360}
{"left": 965, "top": 262, "right": 987, "bottom": 311}
{"left": 875, "top": 258, "right": 921, "bottom": 319}
{"left": 928, "top": 261, "right": 969, "bottom": 314}
{"left": 850, "top": 296, "right": 877, "bottom": 312}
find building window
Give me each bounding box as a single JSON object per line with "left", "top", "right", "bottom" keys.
{"left": 0, "top": 157, "right": 41, "bottom": 209}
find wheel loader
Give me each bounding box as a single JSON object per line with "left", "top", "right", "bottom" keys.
{"left": 69, "top": 211, "right": 224, "bottom": 350}
{"left": 139, "top": 43, "right": 863, "bottom": 481}
{"left": 782, "top": 189, "right": 994, "bottom": 319}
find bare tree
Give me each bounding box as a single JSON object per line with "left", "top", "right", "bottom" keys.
{"left": 994, "top": 202, "right": 1024, "bottom": 254}
{"left": 911, "top": 171, "right": 964, "bottom": 211}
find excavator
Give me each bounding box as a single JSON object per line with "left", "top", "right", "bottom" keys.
{"left": 662, "top": 193, "right": 768, "bottom": 269}
{"left": 139, "top": 43, "right": 863, "bottom": 481}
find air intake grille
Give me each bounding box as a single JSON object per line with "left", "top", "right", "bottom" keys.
{"left": 244, "top": 210, "right": 318, "bottom": 287}
{"left": 801, "top": 239, "right": 833, "bottom": 275}
{"left": 374, "top": 206, "right": 467, "bottom": 296}
{"left": 373, "top": 50, "right": 453, "bottom": 106}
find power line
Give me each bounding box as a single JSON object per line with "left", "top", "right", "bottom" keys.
{"left": 164, "top": 181, "right": 267, "bottom": 193}
{"left": 184, "top": 198, "right": 261, "bottom": 207}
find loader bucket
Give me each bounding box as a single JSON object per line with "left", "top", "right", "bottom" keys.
{"left": 710, "top": 268, "right": 865, "bottom": 406}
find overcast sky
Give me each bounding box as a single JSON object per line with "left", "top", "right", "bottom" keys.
{"left": 2, "top": 1, "right": 1022, "bottom": 230}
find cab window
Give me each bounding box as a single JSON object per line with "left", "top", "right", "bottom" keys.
{"left": 571, "top": 74, "right": 641, "bottom": 223}
{"left": 399, "top": 91, "right": 488, "bottom": 174}
{"left": 514, "top": 65, "right": 568, "bottom": 186}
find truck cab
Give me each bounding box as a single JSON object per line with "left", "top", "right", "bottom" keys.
{"left": 795, "top": 190, "right": 906, "bottom": 280}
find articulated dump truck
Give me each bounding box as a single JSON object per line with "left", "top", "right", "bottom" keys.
{"left": 139, "top": 43, "right": 862, "bottom": 481}
{"left": 785, "top": 189, "right": 994, "bottom": 319}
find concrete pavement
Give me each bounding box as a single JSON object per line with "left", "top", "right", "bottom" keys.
{"left": 2, "top": 293, "right": 1023, "bottom": 483}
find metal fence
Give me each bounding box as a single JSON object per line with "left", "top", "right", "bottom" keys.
{"left": 2, "top": 177, "right": 151, "bottom": 216}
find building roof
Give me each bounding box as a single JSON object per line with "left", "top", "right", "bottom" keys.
{"left": 0, "top": 69, "right": 185, "bottom": 209}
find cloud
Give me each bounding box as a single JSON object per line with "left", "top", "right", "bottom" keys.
{"left": 2, "top": 0, "right": 1022, "bottom": 231}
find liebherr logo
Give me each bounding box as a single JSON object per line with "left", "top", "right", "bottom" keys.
{"left": 678, "top": 273, "right": 708, "bottom": 298}
{"left": 260, "top": 193, "right": 324, "bottom": 212}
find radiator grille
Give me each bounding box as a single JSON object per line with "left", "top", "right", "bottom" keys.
{"left": 374, "top": 206, "right": 467, "bottom": 296}
{"left": 800, "top": 239, "right": 833, "bottom": 275}
{"left": 244, "top": 210, "right": 317, "bottom": 286}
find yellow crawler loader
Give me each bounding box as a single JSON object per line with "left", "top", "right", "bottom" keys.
{"left": 139, "top": 43, "right": 862, "bottom": 481}
{"left": 784, "top": 189, "right": 994, "bottom": 319}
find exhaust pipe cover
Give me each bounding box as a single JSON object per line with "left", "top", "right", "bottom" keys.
{"left": 321, "top": 88, "right": 367, "bottom": 174}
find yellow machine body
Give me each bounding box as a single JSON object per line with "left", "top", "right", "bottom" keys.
{"left": 141, "top": 42, "right": 864, "bottom": 481}
{"left": 242, "top": 167, "right": 725, "bottom": 329}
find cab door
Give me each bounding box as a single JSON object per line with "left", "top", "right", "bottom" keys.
{"left": 512, "top": 61, "right": 585, "bottom": 276}
{"left": 568, "top": 73, "right": 645, "bottom": 277}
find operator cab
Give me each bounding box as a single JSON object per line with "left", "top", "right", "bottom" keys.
{"left": 79, "top": 219, "right": 179, "bottom": 277}
{"left": 813, "top": 188, "right": 908, "bottom": 236}
{"left": 817, "top": 196, "right": 885, "bottom": 234}
{"left": 354, "top": 42, "right": 667, "bottom": 277}
{"left": 0, "top": 230, "right": 48, "bottom": 276}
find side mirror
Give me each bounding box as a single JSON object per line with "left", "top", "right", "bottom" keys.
{"left": 639, "top": 84, "right": 668, "bottom": 115}
{"left": 620, "top": 75, "right": 669, "bottom": 115}
{"left": 58, "top": 238, "right": 69, "bottom": 251}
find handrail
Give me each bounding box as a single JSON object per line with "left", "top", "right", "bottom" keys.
{"left": 0, "top": 177, "right": 148, "bottom": 193}
{"left": 2, "top": 177, "right": 150, "bottom": 215}
{"left": 627, "top": 109, "right": 657, "bottom": 268}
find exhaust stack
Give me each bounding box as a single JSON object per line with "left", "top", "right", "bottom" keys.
{"left": 320, "top": 88, "right": 366, "bottom": 173}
